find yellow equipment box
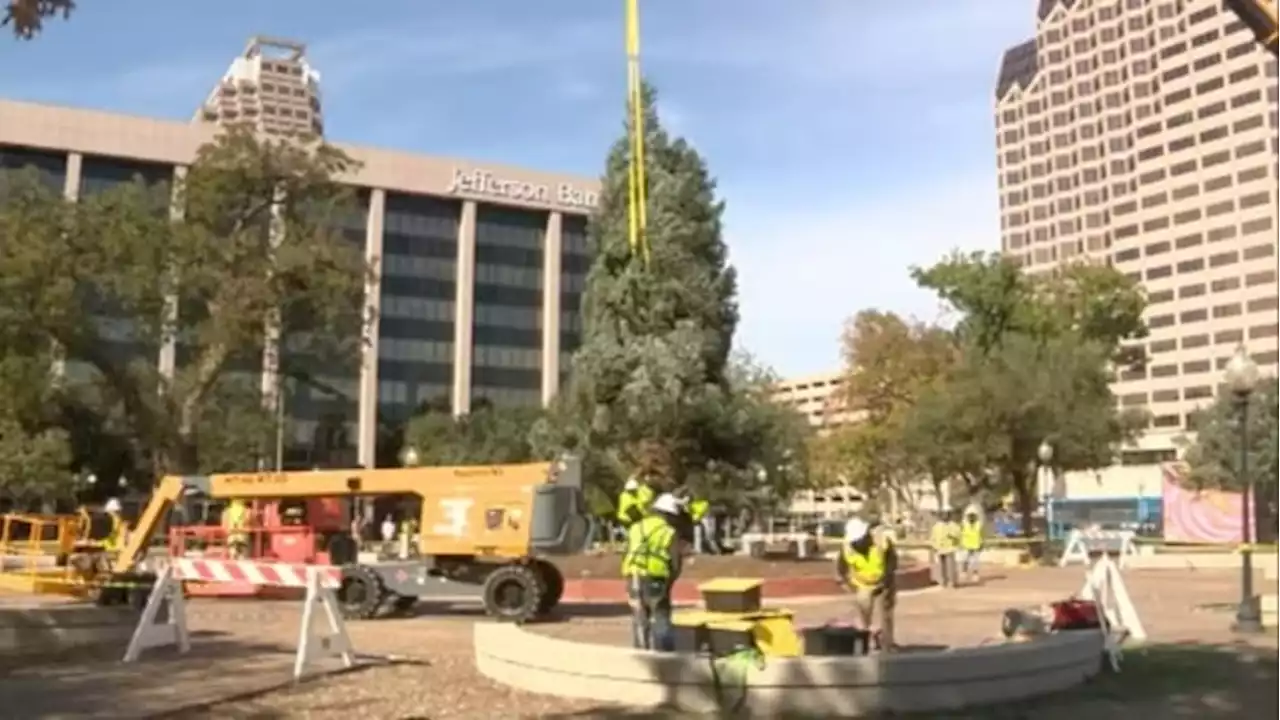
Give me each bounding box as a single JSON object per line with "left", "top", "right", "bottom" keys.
{"left": 672, "top": 607, "right": 802, "bottom": 658}
{"left": 698, "top": 577, "right": 763, "bottom": 613}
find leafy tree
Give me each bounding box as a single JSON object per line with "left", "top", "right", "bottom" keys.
{"left": 0, "top": 341, "right": 71, "bottom": 500}
{"left": 912, "top": 251, "right": 1147, "bottom": 363}
{"left": 909, "top": 253, "right": 1150, "bottom": 533}
{"left": 3, "top": 0, "right": 73, "bottom": 38}
{"left": 403, "top": 401, "right": 545, "bottom": 467}
{"left": 1180, "top": 379, "right": 1278, "bottom": 537}
{"left": 813, "top": 311, "right": 956, "bottom": 505}
{"left": 555, "top": 82, "right": 739, "bottom": 499}
{"left": 0, "top": 128, "right": 369, "bottom": 476}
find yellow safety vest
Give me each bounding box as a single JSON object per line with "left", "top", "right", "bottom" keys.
{"left": 960, "top": 520, "right": 983, "bottom": 550}
{"left": 689, "top": 499, "right": 710, "bottom": 523}
{"left": 622, "top": 515, "right": 676, "bottom": 579}
{"left": 616, "top": 484, "right": 655, "bottom": 526}
{"left": 842, "top": 542, "right": 888, "bottom": 589}
{"left": 931, "top": 521, "right": 960, "bottom": 552}
{"left": 224, "top": 502, "right": 248, "bottom": 542}
{"left": 103, "top": 513, "right": 124, "bottom": 552}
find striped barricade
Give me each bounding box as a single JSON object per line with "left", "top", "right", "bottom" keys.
{"left": 123, "top": 558, "right": 355, "bottom": 680}
{"left": 1059, "top": 529, "right": 1138, "bottom": 568}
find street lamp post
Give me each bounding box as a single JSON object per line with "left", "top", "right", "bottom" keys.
{"left": 1037, "top": 441, "right": 1054, "bottom": 537}
{"left": 1224, "top": 345, "right": 1262, "bottom": 634}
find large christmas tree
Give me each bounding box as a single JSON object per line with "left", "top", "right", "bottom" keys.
{"left": 559, "top": 83, "right": 741, "bottom": 496}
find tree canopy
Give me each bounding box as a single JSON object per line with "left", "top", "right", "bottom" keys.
{"left": 404, "top": 400, "right": 546, "bottom": 468}
{"left": 4, "top": 0, "right": 72, "bottom": 38}
{"left": 0, "top": 127, "right": 370, "bottom": 491}
{"left": 816, "top": 252, "right": 1149, "bottom": 531}
{"left": 543, "top": 82, "right": 806, "bottom": 512}
{"left": 1180, "top": 378, "right": 1278, "bottom": 493}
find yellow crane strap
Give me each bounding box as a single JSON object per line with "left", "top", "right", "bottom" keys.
{"left": 625, "top": 0, "right": 650, "bottom": 267}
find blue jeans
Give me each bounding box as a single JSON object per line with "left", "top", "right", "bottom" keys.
{"left": 628, "top": 576, "right": 674, "bottom": 651}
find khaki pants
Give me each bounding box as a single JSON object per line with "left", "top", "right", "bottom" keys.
{"left": 852, "top": 585, "right": 896, "bottom": 650}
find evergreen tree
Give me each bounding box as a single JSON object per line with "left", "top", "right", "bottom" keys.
{"left": 557, "top": 83, "right": 740, "bottom": 497}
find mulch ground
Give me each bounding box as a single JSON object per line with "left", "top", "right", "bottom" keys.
{"left": 551, "top": 553, "right": 836, "bottom": 580}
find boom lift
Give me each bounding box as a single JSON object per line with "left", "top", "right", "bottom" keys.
{"left": 1225, "top": 0, "right": 1279, "bottom": 57}
{"left": 110, "top": 456, "right": 590, "bottom": 622}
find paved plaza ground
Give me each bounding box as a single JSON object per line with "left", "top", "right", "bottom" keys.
{"left": 0, "top": 566, "right": 1274, "bottom": 718}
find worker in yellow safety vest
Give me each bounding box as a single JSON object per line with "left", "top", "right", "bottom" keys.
{"left": 616, "top": 474, "right": 656, "bottom": 528}
{"left": 837, "top": 516, "right": 898, "bottom": 651}
{"left": 622, "top": 492, "right": 685, "bottom": 651}
{"left": 223, "top": 499, "right": 249, "bottom": 559}
{"left": 959, "top": 510, "right": 985, "bottom": 585}
{"left": 929, "top": 510, "right": 961, "bottom": 589}
{"left": 102, "top": 498, "right": 126, "bottom": 553}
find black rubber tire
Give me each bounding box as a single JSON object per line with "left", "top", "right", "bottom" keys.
{"left": 482, "top": 564, "right": 544, "bottom": 623}
{"left": 533, "top": 561, "right": 564, "bottom": 615}
{"left": 390, "top": 594, "right": 418, "bottom": 614}
{"left": 339, "top": 565, "right": 385, "bottom": 620}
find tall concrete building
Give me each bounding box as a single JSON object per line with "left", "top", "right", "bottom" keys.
{"left": 194, "top": 36, "right": 324, "bottom": 136}
{"left": 770, "top": 371, "right": 855, "bottom": 431}
{"left": 995, "top": 0, "right": 1279, "bottom": 459}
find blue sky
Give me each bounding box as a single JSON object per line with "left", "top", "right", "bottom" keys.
{"left": 0, "top": 0, "right": 1034, "bottom": 378}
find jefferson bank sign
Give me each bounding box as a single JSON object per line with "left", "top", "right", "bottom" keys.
{"left": 445, "top": 168, "right": 598, "bottom": 210}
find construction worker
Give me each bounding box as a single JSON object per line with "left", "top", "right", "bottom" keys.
{"left": 397, "top": 513, "right": 419, "bottom": 559}
{"left": 930, "top": 510, "right": 961, "bottom": 589}
{"left": 959, "top": 509, "right": 985, "bottom": 585}
{"left": 223, "top": 498, "right": 249, "bottom": 559}
{"left": 837, "top": 516, "right": 898, "bottom": 652}
{"left": 102, "top": 498, "right": 126, "bottom": 553}
{"left": 616, "top": 474, "right": 656, "bottom": 528}
{"left": 622, "top": 492, "right": 684, "bottom": 651}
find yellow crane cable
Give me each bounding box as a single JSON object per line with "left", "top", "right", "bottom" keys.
{"left": 625, "top": 0, "right": 650, "bottom": 267}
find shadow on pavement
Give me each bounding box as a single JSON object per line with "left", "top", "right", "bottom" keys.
{"left": 0, "top": 631, "right": 394, "bottom": 719}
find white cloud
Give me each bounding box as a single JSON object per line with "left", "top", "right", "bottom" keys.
{"left": 726, "top": 170, "right": 1001, "bottom": 377}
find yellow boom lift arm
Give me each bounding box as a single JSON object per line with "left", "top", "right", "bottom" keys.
{"left": 1225, "top": 0, "right": 1279, "bottom": 56}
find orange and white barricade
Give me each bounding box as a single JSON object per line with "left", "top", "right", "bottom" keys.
{"left": 123, "top": 558, "right": 356, "bottom": 680}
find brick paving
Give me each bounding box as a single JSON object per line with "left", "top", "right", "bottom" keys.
{"left": 0, "top": 567, "right": 1273, "bottom": 718}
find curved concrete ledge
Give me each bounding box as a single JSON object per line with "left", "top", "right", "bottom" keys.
{"left": 475, "top": 623, "right": 1104, "bottom": 717}
{"left": 562, "top": 565, "right": 932, "bottom": 603}
{"left": 0, "top": 603, "right": 141, "bottom": 659}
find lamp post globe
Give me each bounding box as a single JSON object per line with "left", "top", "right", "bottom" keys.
{"left": 1224, "top": 345, "right": 1260, "bottom": 397}
{"left": 1225, "top": 345, "right": 1262, "bottom": 634}
{"left": 399, "top": 446, "right": 420, "bottom": 468}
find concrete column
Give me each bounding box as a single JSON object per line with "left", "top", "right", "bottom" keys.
{"left": 451, "top": 200, "right": 477, "bottom": 417}
{"left": 157, "top": 166, "right": 187, "bottom": 384}
{"left": 260, "top": 191, "right": 287, "bottom": 462}
{"left": 357, "top": 189, "right": 386, "bottom": 469}
{"left": 51, "top": 152, "right": 83, "bottom": 380}
{"left": 541, "top": 212, "right": 563, "bottom": 406}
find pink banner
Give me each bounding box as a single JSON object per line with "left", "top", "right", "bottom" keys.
{"left": 1162, "top": 464, "right": 1256, "bottom": 544}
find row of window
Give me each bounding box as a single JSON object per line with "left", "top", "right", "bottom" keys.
{"left": 1141, "top": 321, "right": 1280, "bottom": 359}
{"left": 1003, "top": 152, "right": 1272, "bottom": 235}
{"left": 376, "top": 379, "right": 451, "bottom": 408}
{"left": 1121, "top": 346, "right": 1280, "bottom": 385}
{"left": 1009, "top": 210, "right": 1274, "bottom": 263}
{"left": 472, "top": 386, "right": 543, "bottom": 409}
{"left": 472, "top": 344, "right": 540, "bottom": 370}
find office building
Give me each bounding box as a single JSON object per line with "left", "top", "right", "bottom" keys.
{"left": 0, "top": 96, "right": 598, "bottom": 470}
{"left": 770, "top": 371, "right": 855, "bottom": 430}
{"left": 194, "top": 36, "right": 324, "bottom": 137}
{"left": 995, "top": 0, "right": 1279, "bottom": 456}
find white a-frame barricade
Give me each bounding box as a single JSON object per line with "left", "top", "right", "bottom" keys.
{"left": 123, "top": 558, "right": 356, "bottom": 681}
{"left": 1060, "top": 528, "right": 1139, "bottom": 568}
{"left": 1077, "top": 553, "right": 1147, "bottom": 672}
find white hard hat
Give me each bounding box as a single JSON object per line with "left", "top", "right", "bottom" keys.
{"left": 104, "top": 498, "right": 123, "bottom": 514}
{"left": 651, "top": 493, "right": 681, "bottom": 515}
{"left": 844, "top": 517, "right": 869, "bottom": 542}
{"left": 624, "top": 477, "right": 640, "bottom": 491}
